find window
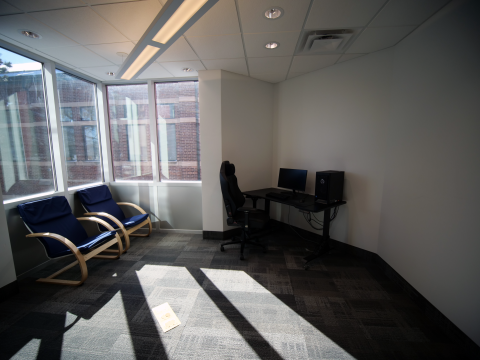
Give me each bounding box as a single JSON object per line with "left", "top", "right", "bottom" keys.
{"left": 155, "top": 81, "right": 200, "bottom": 181}
{"left": 62, "top": 127, "right": 76, "bottom": 161}
{"left": 84, "top": 125, "right": 100, "bottom": 161}
{"left": 0, "top": 47, "right": 55, "bottom": 201}
{"left": 107, "top": 84, "right": 152, "bottom": 181}
{"left": 158, "top": 123, "right": 177, "bottom": 162}
{"left": 80, "top": 106, "right": 95, "bottom": 121}
{"left": 60, "top": 107, "right": 73, "bottom": 122}
{"left": 56, "top": 70, "right": 102, "bottom": 188}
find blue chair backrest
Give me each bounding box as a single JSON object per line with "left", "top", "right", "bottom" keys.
{"left": 77, "top": 185, "right": 125, "bottom": 229}
{"left": 17, "top": 196, "right": 88, "bottom": 258}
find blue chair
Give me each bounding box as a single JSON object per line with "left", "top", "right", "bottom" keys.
{"left": 18, "top": 196, "right": 124, "bottom": 286}
{"left": 77, "top": 185, "right": 152, "bottom": 252}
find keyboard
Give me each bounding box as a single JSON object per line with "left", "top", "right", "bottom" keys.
{"left": 266, "top": 192, "right": 290, "bottom": 200}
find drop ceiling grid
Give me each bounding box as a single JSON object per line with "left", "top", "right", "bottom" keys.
{"left": 0, "top": 0, "right": 454, "bottom": 83}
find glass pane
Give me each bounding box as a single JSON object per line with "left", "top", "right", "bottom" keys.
{"left": 0, "top": 47, "right": 55, "bottom": 201}
{"left": 56, "top": 70, "right": 102, "bottom": 188}
{"left": 107, "top": 84, "right": 152, "bottom": 181}
{"left": 155, "top": 81, "right": 200, "bottom": 181}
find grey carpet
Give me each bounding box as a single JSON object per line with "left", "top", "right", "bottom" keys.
{"left": 0, "top": 232, "right": 470, "bottom": 359}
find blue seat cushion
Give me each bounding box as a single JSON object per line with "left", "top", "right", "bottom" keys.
{"left": 122, "top": 213, "right": 149, "bottom": 228}
{"left": 53, "top": 231, "right": 117, "bottom": 258}
{"left": 77, "top": 185, "right": 113, "bottom": 205}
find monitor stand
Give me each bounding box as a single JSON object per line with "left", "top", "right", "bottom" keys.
{"left": 280, "top": 190, "right": 298, "bottom": 197}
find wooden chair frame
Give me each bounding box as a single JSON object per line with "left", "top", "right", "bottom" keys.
{"left": 85, "top": 202, "right": 152, "bottom": 253}
{"left": 26, "top": 217, "right": 124, "bottom": 286}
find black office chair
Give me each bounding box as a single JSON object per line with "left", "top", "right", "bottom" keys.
{"left": 219, "top": 161, "right": 269, "bottom": 260}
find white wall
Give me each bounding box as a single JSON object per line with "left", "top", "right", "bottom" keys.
{"left": 273, "top": 49, "right": 393, "bottom": 253}
{"left": 377, "top": 0, "right": 480, "bottom": 346}
{"left": 273, "top": 0, "right": 480, "bottom": 346}
{"left": 0, "top": 191, "right": 16, "bottom": 289}
{"left": 199, "top": 70, "right": 274, "bottom": 231}
{"left": 199, "top": 70, "right": 224, "bottom": 232}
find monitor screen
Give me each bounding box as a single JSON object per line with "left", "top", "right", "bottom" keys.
{"left": 277, "top": 168, "right": 308, "bottom": 192}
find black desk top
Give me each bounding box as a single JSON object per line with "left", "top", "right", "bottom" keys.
{"left": 243, "top": 187, "right": 346, "bottom": 213}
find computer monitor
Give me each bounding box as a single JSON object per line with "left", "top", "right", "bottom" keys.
{"left": 277, "top": 168, "right": 308, "bottom": 194}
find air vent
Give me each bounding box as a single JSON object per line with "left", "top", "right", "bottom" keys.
{"left": 298, "top": 29, "right": 354, "bottom": 54}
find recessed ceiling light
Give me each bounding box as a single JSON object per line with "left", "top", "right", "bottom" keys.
{"left": 106, "top": 72, "right": 115, "bottom": 76}
{"left": 264, "top": 7, "right": 283, "bottom": 20}
{"left": 265, "top": 42, "right": 279, "bottom": 49}
{"left": 19, "top": 30, "right": 41, "bottom": 39}
{"left": 183, "top": 68, "right": 192, "bottom": 72}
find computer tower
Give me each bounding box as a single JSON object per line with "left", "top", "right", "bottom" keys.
{"left": 315, "top": 171, "right": 344, "bottom": 203}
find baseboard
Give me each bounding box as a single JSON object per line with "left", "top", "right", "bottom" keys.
{"left": 203, "top": 228, "right": 241, "bottom": 240}
{"left": 0, "top": 280, "right": 19, "bottom": 303}
{"left": 373, "top": 256, "right": 480, "bottom": 358}
{"left": 274, "top": 220, "right": 480, "bottom": 357}
{"left": 156, "top": 229, "right": 202, "bottom": 234}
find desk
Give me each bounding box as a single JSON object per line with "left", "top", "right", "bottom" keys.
{"left": 243, "top": 187, "right": 346, "bottom": 269}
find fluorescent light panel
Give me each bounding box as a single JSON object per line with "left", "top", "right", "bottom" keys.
{"left": 121, "top": 45, "right": 160, "bottom": 80}
{"left": 153, "top": 0, "right": 208, "bottom": 44}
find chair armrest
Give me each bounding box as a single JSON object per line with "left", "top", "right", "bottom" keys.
{"left": 83, "top": 212, "right": 126, "bottom": 231}
{"left": 116, "top": 202, "right": 147, "bottom": 214}
{"left": 77, "top": 216, "right": 116, "bottom": 232}
{"left": 77, "top": 217, "right": 124, "bottom": 253}
{"left": 26, "top": 232, "right": 84, "bottom": 261}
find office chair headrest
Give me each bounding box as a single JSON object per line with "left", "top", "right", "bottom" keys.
{"left": 225, "top": 163, "right": 235, "bottom": 176}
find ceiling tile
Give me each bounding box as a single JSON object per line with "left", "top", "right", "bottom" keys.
{"left": 0, "top": 1, "right": 22, "bottom": 15}
{"left": 45, "top": 46, "right": 114, "bottom": 67}
{"left": 238, "top": 0, "right": 311, "bottom": 33}
{"left": 186, "top": 34, "right": 244, "bottom": 60}
{"left": 287, "top": 72, "right": 307, "bottom": 80}
{"left": 31, "top": 7, "right": 128, "bottom": 45}
{"left": 185, "top": 0, "right": 240, "bottom": 37}
{"left": 156, "top": 37, "right": 198, "bottom": 62}
{"left": 202, "top": 58, "right": 248, "bottom": 76}
{"left": 337, "top": 53, "right": 364, "bottom": 63}
{"left": 86, "top": 42, "right": 135, "bottom": 65}
{"left": 0, "top": 14, "right": 78, "bottom": 49}
{"left": 137, "top": 62, "right": 173, "bottom": 79}
{"left": 79, "top": 65, "right": 120, "bottom": 80}
{"left": 91, "top": 0, "right": 162, "bottom": 41}
{"left": 247, "top": 56, "right": 291, "bottom": 73}
{"left": 249, "top": 73, "right": 287, "bottom": 83}
{"left": 370, "top": 0, "right": 449, "bottom": 27}
{"left": 6, "top": 0, "right": 85, "bottom": 11}
{"left": 160, "top": 61, "right": 206, "bottom": 77}
{"left": 306, "top": 0, "right": 387, "bottom": 29}
{"left": 346, "top": 26, "right": 416, "bottom": 53}
{"left": 290, "top": 54, "right": 340, "bottom": 73}
{"left": 244, "top": 32, "right": 299, "bottom": 58}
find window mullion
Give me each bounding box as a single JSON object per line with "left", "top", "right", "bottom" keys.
{"left": 43, "top": 62, "right": 68, "bottom": 193}
{"left": 148, "top": 80, "right": 160, "bottom": 183}
{"left": 97, "top": 84, "right": 114, "bottom": 183}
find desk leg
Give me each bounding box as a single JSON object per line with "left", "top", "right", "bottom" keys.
{"left": 264, "top": 199, "right": 270, "bottom": 216}
{"left": 303, "top": 208, "right": 331, "bottom": 269}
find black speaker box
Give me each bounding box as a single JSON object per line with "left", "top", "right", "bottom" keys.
{"left": 315, "top": 171, "right": 344, "bottom": 203}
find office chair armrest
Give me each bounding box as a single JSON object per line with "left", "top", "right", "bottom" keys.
{"left": 244, "top": 194, "right": 258, "bottom": 208}
{"left": 116, "top": 202, "right": 147, "bottom": 214}
{"left": 237, "top": 207, "right": 263, "bottom": 213}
